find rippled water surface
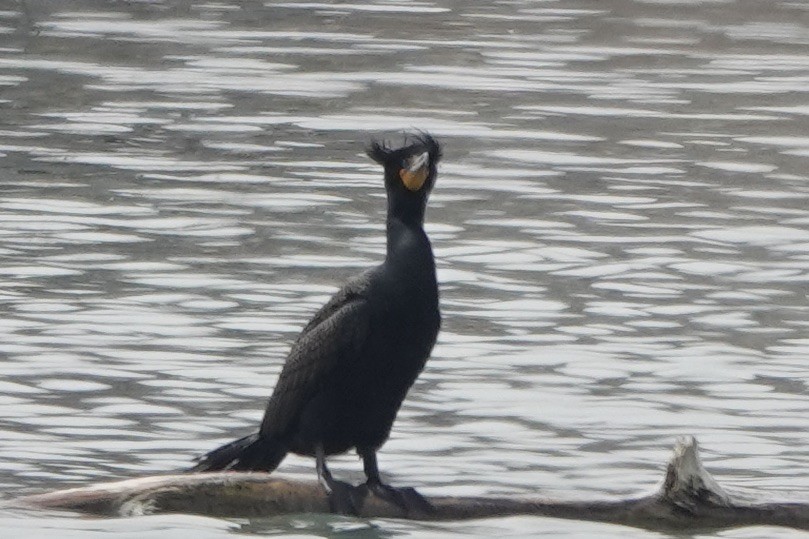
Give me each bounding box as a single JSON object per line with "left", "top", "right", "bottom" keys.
{"left": 2, "top": 0, "right": 809, "bottom": 537}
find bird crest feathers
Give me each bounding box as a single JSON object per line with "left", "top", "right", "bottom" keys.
{"left": 366, "top": 132, "right": 442, "bottom": 167}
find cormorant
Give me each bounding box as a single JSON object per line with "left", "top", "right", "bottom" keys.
{"left": 191, "top": 133, "right": 442, "bottom": 514}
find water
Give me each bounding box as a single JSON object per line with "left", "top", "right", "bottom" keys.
{"left": 1, "top": 0, "right": 809, "bottom": 537}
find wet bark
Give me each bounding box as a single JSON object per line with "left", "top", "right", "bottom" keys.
{"left": 12, "top": 437, "right": 809, "bottom": 532}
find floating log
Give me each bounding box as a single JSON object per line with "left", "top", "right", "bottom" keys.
{"left": 12, "top": 436, "right": 809, "bottom": 532}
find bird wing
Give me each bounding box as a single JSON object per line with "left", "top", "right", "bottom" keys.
{"left": 258, "top": 283, "right": 371, "bottom": 438}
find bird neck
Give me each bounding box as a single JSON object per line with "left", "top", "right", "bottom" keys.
{"left": 385, "top": 216, "right": 434, "bottom": 275}
{"left": 386, "top": 192, "right": 427, "bottom": 229}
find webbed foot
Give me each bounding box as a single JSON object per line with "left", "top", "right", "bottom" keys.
{"left": 359, "top": 481, "right": 434, "bottom": 517}
{"left": 321, "top": 477, "right": 363, "bottom": 516}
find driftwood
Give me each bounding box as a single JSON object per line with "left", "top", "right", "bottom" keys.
{"left": 12, "top": 436, "right": 809, "bottom": 532}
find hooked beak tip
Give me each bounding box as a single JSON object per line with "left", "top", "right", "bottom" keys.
{"left": 408, "top": 151, "right": 430, "bottom": 173}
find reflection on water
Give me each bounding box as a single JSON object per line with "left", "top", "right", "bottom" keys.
{"left": 2, "top": 0, "right": 809, "bottom": 537}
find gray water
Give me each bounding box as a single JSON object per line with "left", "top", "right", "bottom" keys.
{"left": 1, "top": 0, "right": 809, "bottom": 537}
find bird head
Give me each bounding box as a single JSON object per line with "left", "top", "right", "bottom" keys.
{"left": 367, "top": 133, "right": 442, "bottom": 199}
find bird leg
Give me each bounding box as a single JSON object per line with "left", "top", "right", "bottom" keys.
{"left": 315, "top": 445, "right": 359, "bottom": 515}
{"left": 359, "top": 450, "right": 434, "bottom": 517}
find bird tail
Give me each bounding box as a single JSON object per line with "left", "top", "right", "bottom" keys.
{"left": 189, "top": 432, "right": 287, "bottom": 473}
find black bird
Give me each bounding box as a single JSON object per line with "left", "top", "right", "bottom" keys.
{"left": 191, "top": 133, "right": 442, "bottom": 513}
